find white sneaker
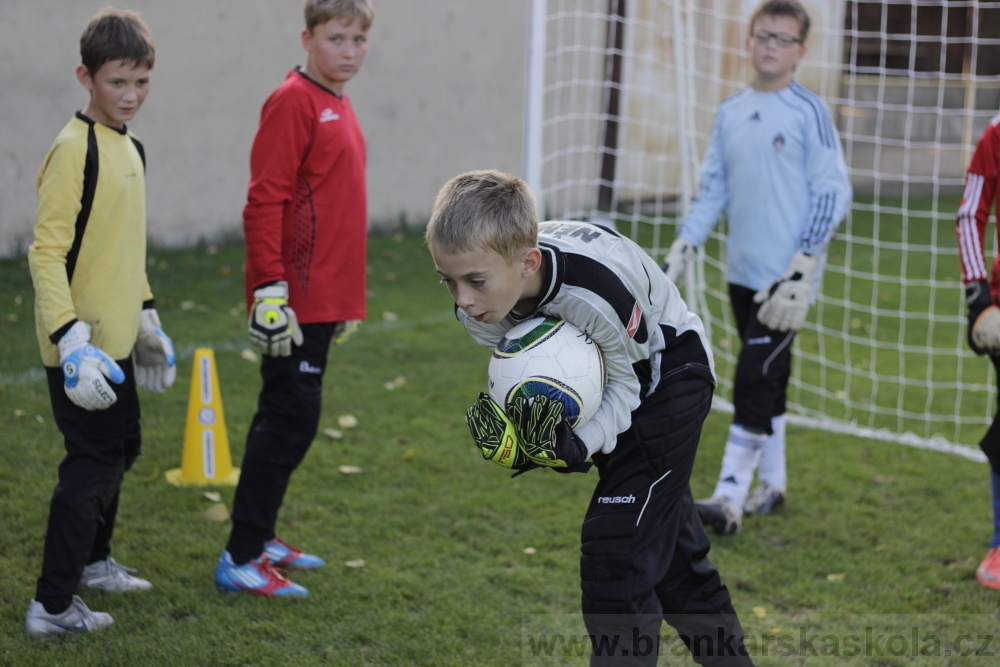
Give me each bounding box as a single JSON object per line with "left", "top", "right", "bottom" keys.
{"left": 695, "top": 495, "right": 742, "bottom": 535}
{"left": 743, "top": 482, "right": 786, "bottom": 516}
{"left": 25, "top": 596, "right": 114, "bottom": 637}
{"left": 81, "top": 558, "right": 153, "bottom": 592}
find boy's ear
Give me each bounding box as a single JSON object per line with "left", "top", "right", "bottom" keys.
{"left": 75, "top": 65, "right": 94, "bottom": 91}
{"left": 522, "top": 247, "right": 543, "bottom": 275}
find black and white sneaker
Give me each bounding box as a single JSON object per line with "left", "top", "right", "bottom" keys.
{"left": 743, "top": 483, "right": 786, "bottom": 516}
{"left": 695, "top": 495, "right": 742, "bottom": 535}
{"left": 25, "top": 596, "right": 114, "bottom": 637}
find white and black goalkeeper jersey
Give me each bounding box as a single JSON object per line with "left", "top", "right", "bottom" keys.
{"left": 459, "top": 220, "right": 714, "bottom": 458}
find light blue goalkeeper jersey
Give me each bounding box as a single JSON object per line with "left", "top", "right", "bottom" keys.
{"left": 677, "top": 80, "right": 852, "bottom": 292}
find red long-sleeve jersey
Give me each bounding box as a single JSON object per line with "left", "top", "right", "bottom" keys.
{"left": 958, "top": 112, "right": 1000, "bottom": 298}
{"left": 243, "top": 68, "right": 367, "bottom": 323}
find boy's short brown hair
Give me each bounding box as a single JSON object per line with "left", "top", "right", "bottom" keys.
{"left": 749, "top": 0, "right": 811, "bottom": 42}
{"left": 80, "top": 8, "right": 155, "bottom": 75}
{"left": 426, "top": 170, "right": 538, "bottom": 266}
{"left": 305, "top": 0, "right": 375, "bottom": 33}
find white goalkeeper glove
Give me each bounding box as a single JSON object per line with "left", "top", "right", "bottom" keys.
{"left": 753, "top": 251, "right": 818, "bottom": 332}
{"left": 966, "top": 280, "right": 1000, "bottom": 356}
{"left": 661, "top": 237, "right": 696, "bottom": 284}
{"left": 248, "top": 281, "right": 303, "bottom": 357}
{"left": 58, "top": 321, "right": 126, "bottom": 411}
{"left": 333, "top": 320, "right": 361, "bottom": 345}
{"left": 135, "top": 308, "right": 177, "bottom": 393}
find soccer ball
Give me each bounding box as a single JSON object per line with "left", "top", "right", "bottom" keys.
{"left": 488, "top": 317, "right": 606, "bottom": 428}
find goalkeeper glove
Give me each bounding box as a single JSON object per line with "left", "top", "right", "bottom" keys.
{"left": 753, "top": 251, "right": 818, "bottom": 332}
{"left": 58, "top": 321, "right": 126, "bottom": 411}
{"left": 465, "top": 392, "right": 530, "bottom": 469}
{"left": 966, "top": 280, "right": 1000, "bottom": 356}
{"left": 661, "top": 237, "right": 695, "bottom": 284}
{"left": 135, "top": 308, "right": 176, "bottom": 393}
{"left": 248, "top": 281, "right": 303, "bottom": 357}
{"left": 507, "top": 395, "right": 590, "bottom": 472}
{"left": 333, "top": 320, "right": 361, "bottom": 345}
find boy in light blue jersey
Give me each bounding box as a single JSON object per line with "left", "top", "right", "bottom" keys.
{"left": 662, "top": 0, "right": 851, "bottom": 534}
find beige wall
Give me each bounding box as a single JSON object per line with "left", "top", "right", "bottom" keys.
{"left": 0, "top": 0, "right": 530, "bottom": 256}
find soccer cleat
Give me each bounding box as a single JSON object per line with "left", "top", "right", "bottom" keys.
{"left": 25, "top": 596, "right": 114, "bottom": 637}
{"left": 264, "top": 537, "right": 325, "bottom": 569}
{"left": 215, "top": 551, "right": 309, "bottom": 597}
{"left": 976, "top": 547, "right": 1000, "bottom": 590}
{"left": 743, "top": 482, "right": 786, "bottom": 516}
{"left": 81, "top": 558, "right": 153, "bottom": 592}
{"left": 695, "top": 495, "right": 742, "bottom": 535}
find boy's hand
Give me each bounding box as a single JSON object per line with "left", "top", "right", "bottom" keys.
{"left": 508, "top": 395, "right": 588, "bottom": 470}
{"left": 333, "top": 320, "right": 361, "bottom": 345}
{"left": 135, "top": 308, "right": 177, "bottom": 393}
{"left": 661, "top": 237, "right": 695, "bottom": 284}
{"left": 248, "top": 281, "right": 303, "bottom": 356}
{"left": 465, "top": 393, "right": 529, "bottom": 469}
{"left": 58, "top": 321, "right": 126, "bottom": 411}
{"left": 753, "top": 251, "right": 818, "bottom": 332}
{"left": 966, "top": 280, "right": 1000, "bottom": 355}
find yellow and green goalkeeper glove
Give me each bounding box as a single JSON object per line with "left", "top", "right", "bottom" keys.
{"left": 507, "top": 395, "right": 589, "bottom": 471}
{"left": 465, "top": 392, "right": 529, "bottom": 470}
{"left": 248, "top": 281, "right": 303, "bottom": 357}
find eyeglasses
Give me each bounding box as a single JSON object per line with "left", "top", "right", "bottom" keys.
{"left": 750, "top": 31, "right": 802, "bottom": 48}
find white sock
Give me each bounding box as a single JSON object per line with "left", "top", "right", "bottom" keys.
{"left": 712, "top": 424, "right": 766, "bottom": 509}
{"left": 756, "top": 414, "right": 787, "bottom": 492}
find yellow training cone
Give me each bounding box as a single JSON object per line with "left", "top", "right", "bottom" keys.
{"left": 166, "top": 348, "right": 240, "bottom": 486}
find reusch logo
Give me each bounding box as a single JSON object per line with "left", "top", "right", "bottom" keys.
{"left": 597, "top": 494, "right": 636, "bottom": 504}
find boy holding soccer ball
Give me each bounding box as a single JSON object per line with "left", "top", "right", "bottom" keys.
{"left": 214, "top": 0, "right": 372, "bottom": 597}
{"left": 662, "top": 0, "right": 851, "bottom": 534}
{"left": 957, "top": 110, "right": 1000, "bottom": 589}
{"left": 427, "top": 170, "right": 754, "bottom": 665}
{"left": 25, "top": 9, "right": 175, "bottom": 636}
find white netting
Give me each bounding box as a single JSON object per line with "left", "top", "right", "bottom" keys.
{"left": 525, "top": 0, "right": 1000, "bottom": 454}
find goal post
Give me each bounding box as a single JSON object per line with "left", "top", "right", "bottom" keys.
{"left": 524, "top": 0, "right": 1000, "bottom": 456}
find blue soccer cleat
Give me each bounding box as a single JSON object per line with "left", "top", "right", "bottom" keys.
{"left": 264, "top": 537, "right": 325, "bottom": 569}
{"left": 215, "top": 551, "right": 308, "bottom": 597}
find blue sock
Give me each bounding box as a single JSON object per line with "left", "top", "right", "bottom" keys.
{"left": 991, "top": 469, "right": 1000, "bottom": 549}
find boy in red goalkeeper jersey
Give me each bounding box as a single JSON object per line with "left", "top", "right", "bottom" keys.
{"left": 957, "top": 110, "right": 1000, "bottom": 591}
{"left": 214, "top": 0, "right": 373, "bottom": 598}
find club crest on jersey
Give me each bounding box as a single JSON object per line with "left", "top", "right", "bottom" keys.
{"left": 319, "top": 108, "right": 340, "bottom": 123}
{"left": 626, "top": 303, "right": 642, "bottom": 339}
{"left": 773, "top": 133, "right": 785, "bottom": 152}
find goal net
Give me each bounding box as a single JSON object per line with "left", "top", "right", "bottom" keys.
{"left": 524, "top": 0, "right": 1000, "bottom": 457}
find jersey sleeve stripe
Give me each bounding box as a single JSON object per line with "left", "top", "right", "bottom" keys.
{"left": 958, "top": 173, "right": 988, "bottom": 281}
{"left": 789, "top": 82, "right": 835, "bottom": 149}
{"left": 800, "top": 192, "right": 837, "bottom": 250}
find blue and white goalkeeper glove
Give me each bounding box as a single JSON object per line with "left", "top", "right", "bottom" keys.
{"left": 248, "top": 281, "right": 303, "bottom": 357}
{"left": 135, "top": 308, "right": 176, "bottom": 393}
{"left": 753, "top": 251, "right": 818, "bottom": 332}
{"left": 661, "top": 237, "right": 695, "bottom": 284}
{"left": 58, "top": 321, "right": 125, "bottom": 411}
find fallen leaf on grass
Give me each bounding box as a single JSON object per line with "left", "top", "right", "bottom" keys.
{"left": 401, "top": 449, "right": 415, "bottom": 460}
{"left": 203, "top": 503, "right": 230, "bottom": 521}
{"left": 337, "top": 415, "right": 358, "bottom": 428}
{"left": 382, "top": 311, "right": 398, "bottom": 321}
{"left": 323, "top": 428, "right": 343, "bottom": 439}
{"left": 339, "top": 465, "right": 363, "bottom": 474}
{"left": 14, "top": 409, "right": 25, "bottom": 417}
{"left": 826, "top": 573, "right": 845, "bottom": 582}
{"left": 752, "top": 606, "right": 767, "bottom": 618}
{"left": 203, "top": 492, "right": 221, "bottom": 502}
{"left": 523, "top": 547, "right": 537, "bottom": 555}
{"left": 240, "top": 349, "right": 259, "bottom": 362}
{"left": 345, "top": 559, "right": 366, "bottom": 568}
{"left": 384, "top": 376, "right": 406, "bottom": 390}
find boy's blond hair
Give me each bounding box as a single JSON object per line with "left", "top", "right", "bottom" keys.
{"left": 749, "top": 0, "right": 811, "bottom": 42}
{"left": 80, "top": 8, "right": 155, "bottom": 75}
{"left": 305, "top": 0, "right": 375, "bottom": 32}
{"left": 427, "top": 170, "right": 538, "bottom": 265}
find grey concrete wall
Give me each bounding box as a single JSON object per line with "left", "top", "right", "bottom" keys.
{"left": 0, "top": 0, "right": 530, "bottom": 255}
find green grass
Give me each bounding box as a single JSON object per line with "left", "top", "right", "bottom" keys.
{"left": 1, "top": 232, "right": 999, "bottom": 666}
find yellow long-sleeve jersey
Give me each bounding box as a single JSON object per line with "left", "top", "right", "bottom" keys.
{"left": 28, "top": 113, "right": 153, "bottom": 366}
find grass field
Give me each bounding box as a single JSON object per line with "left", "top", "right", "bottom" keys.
{"left": 1, "top": 232, "right": 999, "bottom": 666}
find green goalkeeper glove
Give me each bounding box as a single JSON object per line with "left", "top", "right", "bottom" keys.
{"left": 507, "top": 395, "right": 589, "bottom": 471}
{"left": 465, "top": 393, "right": 530, "bottom": 469}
